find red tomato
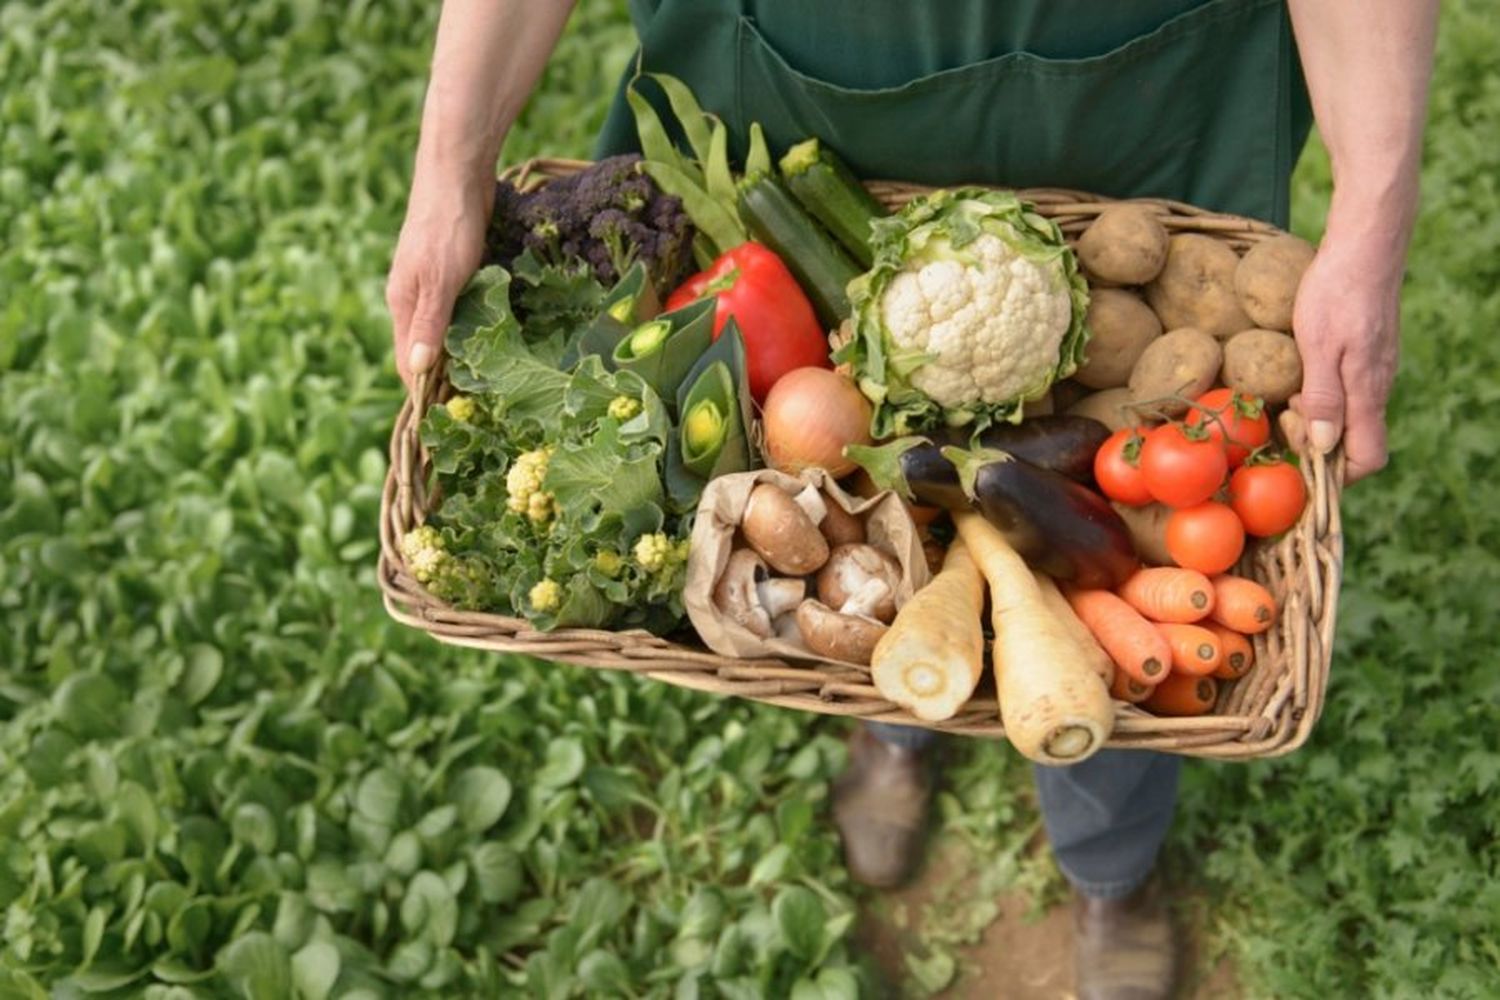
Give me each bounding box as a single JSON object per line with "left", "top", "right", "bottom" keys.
{"left": 1186, "top": 389, "right": 1270, "bottom": 467}
{"left": 1094, "top": 428, "right": 1154, "bottom": 506}
{"left": 1166, "top": 502, "right": 1245, "bottom": 574}
{"left": 1139, "top": 423, "right": 1229, "bottom": 508}
{"left": 1229, "top": 460, "right": 1308, "bottom": 536}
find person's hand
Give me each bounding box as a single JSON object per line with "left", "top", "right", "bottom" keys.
{"left": 1289, "top": 234, "right": 1403, "bottom": 482}
{"left": 387, "top": 163, "right": 494, "bottom": 390}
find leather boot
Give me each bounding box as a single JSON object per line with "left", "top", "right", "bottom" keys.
{"left": 830, "top": 727, "right": 933, "bottom": 889}
{"left": 1073, "top": 881, "right": 1178, "bottom": 1000}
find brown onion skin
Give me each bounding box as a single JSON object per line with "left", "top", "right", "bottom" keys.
{"left": 762, "top": 368, "right": 872, "bottom": 478}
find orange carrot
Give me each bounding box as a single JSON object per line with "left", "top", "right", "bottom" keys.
{"left": 1207, "top": 624, "right": 1254, "bottom": 679}
{"left": 1064, "top": 588, "right": 1171, "bottom": 686}
{"left": 1142, "top": 673, "right": 1218, "bottom": 716}
{"left": 1155, "top": 622, "right": 1223, "bottom": 677}
{"left": 1109, "top": 668, "right": 1155, "bottom": 704}
{"left": 1209, "top": 575, "right": 1277, "bottom": 634}
{"left": 1118, "top": 567, "right": 1215, "bottom": 623}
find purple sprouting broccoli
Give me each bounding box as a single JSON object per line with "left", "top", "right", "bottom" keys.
{"left": 485, "top": 155, "right": 694, "bottom": 297}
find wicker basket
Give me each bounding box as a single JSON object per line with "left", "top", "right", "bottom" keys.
{"left": 379, "top": 157, "right": 1345, "bottom": 760}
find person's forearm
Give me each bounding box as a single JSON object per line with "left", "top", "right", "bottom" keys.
{"left": 415, "top": 0, "right": 576, "bottom": 182}
{"left": 1287, "top": 0, "right": 1438, "bottom": 269}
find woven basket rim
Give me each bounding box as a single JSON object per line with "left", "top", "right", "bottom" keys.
{"left": 378, "top": 156, "right": 1346, "bottom": 760}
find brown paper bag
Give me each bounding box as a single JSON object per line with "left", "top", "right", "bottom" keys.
{"left": 684, "top": 468, "right": 931, "bottom": 666}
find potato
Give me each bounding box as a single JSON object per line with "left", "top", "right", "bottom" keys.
{"left": 1112, "top": 502, "right": 1173, "bottom": 566}
{"left": 1127, "top": 327, "right": 1222, "bottom": 417}
{"left": 1075, "top": 290, "right": 1163, "bottom": 389}
{"left": 1077, "top": 204, "right": 1169, "bottom": 285}
{"left": 1222, "top": 328, "right": 1302, "bottom": 405}
{"left": 1065, "top": 387, "right": 1146, "bottom": 434}
{"left": 1144, "top": 234, "right": 1255, "bottom": 339}
{"left": 1235, "top": 234, "right": 1315, "bottom": 331}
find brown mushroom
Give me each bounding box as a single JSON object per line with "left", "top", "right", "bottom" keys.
{"left": 816, "top": 544, "right": 902, "bottom": 623}
{"left": 796, "top": 599, "right": 888, "bottom": 664}
{"left": 741, "top": 483, "right": 829, "bottom": 575}
{"left": 818, "top": 496, "right": 866, "bottom": 547}
{"left": 712, "top": 549, "right": 806, "bottom": 638}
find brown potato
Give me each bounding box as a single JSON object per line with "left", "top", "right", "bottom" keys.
{"left": 1065, "top": 387, "right": 1148, "bottom": 434}
{"left": 1112, "top": 502, "right": 1173, "bottom": 566}
{"left": 1222, "top": 328, "right": 1303, "bottom": 405}
{"left": 1144, "top": 234, "right": 1255, "bottom": 339}
{"left": 1075, "top": 290, "right": 1163, "bottom": 389}
{"left": 1235, "top": 234, "right": 1316, "bottom": 331}
{"left": 1127, "top": 328, "right": 1222, "bottom": 417}
{"left": 1077, "top": 204, "right": 1169, "bottom": 285}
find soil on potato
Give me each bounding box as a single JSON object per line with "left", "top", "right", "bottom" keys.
{"left": 854, "top": 848, "right": 1239, "bottom": 999}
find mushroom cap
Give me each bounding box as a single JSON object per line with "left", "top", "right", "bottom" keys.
{"left": 796, "top": 599, "right": 888, "bottom": 665}
{"left": 713, "top": 548, "right": 774, "bottom": 638}
{"left": 818, "top": 496, "right": 866, "bottom": 547}
{"left": 817, "top": 544, "right": 902, "bottom": 623}
{"left": 741, "top": 483, "right": 830, "bottom": 575}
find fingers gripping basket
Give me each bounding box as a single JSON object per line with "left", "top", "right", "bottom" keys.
{"left": 378, "top": 157, "right": 1345, "bottom": 761}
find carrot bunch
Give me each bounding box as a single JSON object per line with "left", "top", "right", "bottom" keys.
{"left": 1064, "top": 568, "right": 1276, "bottom": 717}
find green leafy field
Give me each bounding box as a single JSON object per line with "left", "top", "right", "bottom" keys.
{"left": 1, "top": 1, "right": 1495, "bottom": 997}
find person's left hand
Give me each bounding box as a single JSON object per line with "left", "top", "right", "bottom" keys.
{"left": 1288, "top": 235, "right": 1403, "bottom": 482}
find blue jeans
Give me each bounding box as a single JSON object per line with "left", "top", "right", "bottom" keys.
{"left": 865, "top": 722, "right": 1179, "bottom": 900}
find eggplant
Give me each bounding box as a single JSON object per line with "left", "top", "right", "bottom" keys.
{"left": 943, "top": 446, "right": 1139, "bottom": 589}
{"left": 843, "top": 415, "right": 1112, "bottom": 508}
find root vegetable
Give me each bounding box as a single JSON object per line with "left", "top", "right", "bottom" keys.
{"left": 817, "top": 543, "right": 902, "bottom": 623}
{"left": 1109, "top": 669, "right": 1155, "bottom": 704}
{"left": 1112, "top": 501, "right": 1174, "bottom": 566}
{"left": 762, "top": 367, "right": 872, "bottom": 478}
{"left": 1063, "top": 587, "right": 1171, "bottom": 686}
{"left": 871, "top": 540, "right": 987, "bottom": 721}
{"left": 1142, "top": 673, "right": 1218, "bottom": 716}
{"left": 1145, "top": 234, "right": 1254, "bottom": 339}
{"left": 1128, "top": 328, "right": 1222, "bottom": 417}
{"left": 1077, "top": 204, "right": 1169, "bottom": 285}
{"left": 1155, "top": 622, "right": 1224, "bottom": 676}
{"left": 1207, "top": 624, "right": 1254, "bottom": 679}
{"left": 1034, "top": 572, "right": 1115, "bottom": 686}
{"left": 741, "top": 483, "right": 829, "bottom": 575}
{"left": 1235, "top": 234, "right": 1315, "bottom": 331}
{"left": 1119, "top": 566, "right": 1215, "bottom": 623}
{"left": 1076, "top": 290, "right": 1163, "bottom": 389}
{"left": 955, "top": 513, "right": 1114, "bottom": 764}
{"left": 1208, "top": 574, "right": 1277, "bottom": 633}
{"left": 1221, "top": 328, "right": 1302, "bottom": 406}
{"left": 1065, "top": 387, "right": 1147, "bottom": 433}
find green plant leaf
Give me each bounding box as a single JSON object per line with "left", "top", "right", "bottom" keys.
{"left": 215, "top": 932, "right": 292, "bottom": 1000}
{"left": 772, "top": 886, "right": 826, "bottom": 961}
{"left": 449, "top": 766, "right": 512, "bottom": 835}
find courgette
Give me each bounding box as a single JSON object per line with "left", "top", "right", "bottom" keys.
{"left": 779, "top": 138, "right": 886, "bottom": 268}
{"left": 737, "top": 173, "right": 862, "bottom": 328}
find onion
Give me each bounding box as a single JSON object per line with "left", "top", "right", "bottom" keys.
{"left": 762, "top": 368, "right": 873, "bottom": 477}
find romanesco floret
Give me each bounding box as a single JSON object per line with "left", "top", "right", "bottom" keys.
{"left": 445, "top": 395, "right": 477, "bottom": 422}
{"left": 400, "top": 525, "right": 448, "bottom": 583}
{"left": 633, "top": 533, "right": 690, "bottom": 574}
{"left": 506, "top": 447, "right": 556, "bottom": 523}
{"left": 529, "top": 579, "right": 562, "bottom": 613}
{"left": 607, "top": 395, "right": 642, "bottom": 421}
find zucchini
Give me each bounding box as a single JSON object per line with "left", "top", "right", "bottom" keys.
{"left": 737, "top": 173, "right": 862, "bottom": 329}
{"left": 779, "top": 138, "right": 886, "bottom": 268}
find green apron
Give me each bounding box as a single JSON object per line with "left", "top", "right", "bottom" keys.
{"left": 594, "top": 0, "right": 1312, "bottom": 226}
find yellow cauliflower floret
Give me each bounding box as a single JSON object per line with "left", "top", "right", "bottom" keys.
{"left": 607, "top": 395, "right": 642, "bottom": 421}
{"left": 506, "top": 447, "right": 556, "bottom": 523}
{"left": 529, "top": 579, "right": 562, "bottom": 613}
{"left": 444, "top": 395, "right": 477, "bottom": 422}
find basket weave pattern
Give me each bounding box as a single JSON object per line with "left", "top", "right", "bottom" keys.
{"left": 379, "top": 158, "right": 1345, "bottom": 760}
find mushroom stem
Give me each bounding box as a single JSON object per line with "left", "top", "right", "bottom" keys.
{"left": 791, "top": 484, "right": 828, "bottom": 525}
{"left": 756, "top": 577, "right": 806, "bottom": 619}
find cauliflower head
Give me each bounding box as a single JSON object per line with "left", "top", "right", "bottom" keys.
{"left": 843, "top": 189, "right": 1089, "bottom": 436}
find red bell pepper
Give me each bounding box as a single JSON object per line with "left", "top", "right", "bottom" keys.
{"left": 664, "top": 242, "right": 830, "bottom": 403}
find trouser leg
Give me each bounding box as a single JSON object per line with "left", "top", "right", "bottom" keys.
{"left": 863, "top": 720, "right": 941, "bottom": 752}
{"left": 1034, "top": 749, "right": 1180, "bottom": 900}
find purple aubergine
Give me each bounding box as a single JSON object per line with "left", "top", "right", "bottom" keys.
{"left": 942, "top": 446, "right": 1139, "bottom": 589}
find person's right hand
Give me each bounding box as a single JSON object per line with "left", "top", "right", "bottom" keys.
{"left": 387, "top": 164, "right": 494, "bottom": 391}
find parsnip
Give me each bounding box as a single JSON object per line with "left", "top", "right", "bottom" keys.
{"left": 870, "top": 540, "right": 986, "bottom": 721}
{"left": 1034, "top": 572, "right": 1115, "bottom": 687}
{"left": 955, "top": 513, "right": 1114, "bottom": 764}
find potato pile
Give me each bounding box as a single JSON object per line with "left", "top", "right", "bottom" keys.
{"left": 1068, "top": 204, "right": 1314, "bottom": 421}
